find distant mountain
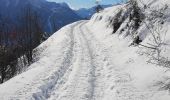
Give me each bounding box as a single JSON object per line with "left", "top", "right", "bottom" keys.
{"left": 0, "top": 0, "right": 83, "bottom": 34}
{"left": 75, "top": 5, "right": 112, "bottom": 19}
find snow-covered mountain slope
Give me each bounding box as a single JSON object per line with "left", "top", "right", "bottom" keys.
{"left": 75, "top": 4, "right": 112, "bottom": 19}
{"left": 1, "top": 0, "right": 170, "bottom": 100}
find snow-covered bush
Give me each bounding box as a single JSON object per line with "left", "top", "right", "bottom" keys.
{"left": 126, "top": 0, "right": 145, "bottom": 38}
{"left": 109, "top": 0, "right": 145, "bottom": 39}
{"left": 110, "top": 9, "right": 125, "bottom": 33}
{"left": 147, "top": 4, "right": 168, "bottom": 24}
{"left": 141, "top": 4, "right": 170, "bottom": 67}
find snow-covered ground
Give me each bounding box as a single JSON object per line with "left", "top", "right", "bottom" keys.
{"left": 1, "top": 0, "right": 170, "bottom": 100}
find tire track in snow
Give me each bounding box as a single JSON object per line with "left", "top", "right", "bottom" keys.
{"left": 60, "top": 21, "right": 95, "bottom": 100}
{"left": 57, "top": 21, "right": 110, "bottom": 100}
{"left": 80, "top": 25, "right": 109, "bottom": 100}
{"left": 47, "top": 21, "right": 90, "bottom": 100}
{"left": 48, "top": 21, "right": 98, "bottom": 100}
{"left": 54, "top": 21, "right": 110, "bottom": 100}
{"left": 78, "top": 22, "right": 96, "bottom": 100}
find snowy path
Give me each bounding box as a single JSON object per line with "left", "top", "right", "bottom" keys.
{"left": 0, "top": 21, "right": 158, "bottom": 100}
{"left": 48, "top": 21, "right": 107, "bottom": 100}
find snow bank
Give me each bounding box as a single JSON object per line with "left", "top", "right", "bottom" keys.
{"left": 86, "top": 0, "right": 170, "bottom": 99}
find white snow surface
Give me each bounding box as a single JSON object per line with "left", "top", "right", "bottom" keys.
{"left": 1, "top": 0, "right": 170, "bottom": 100}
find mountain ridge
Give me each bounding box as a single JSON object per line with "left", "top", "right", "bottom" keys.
{"left": 76, "top": 4, "right": 112, "bottom": 19}
{"left": 0, "top": 0, "right": 83, "bottom": 34}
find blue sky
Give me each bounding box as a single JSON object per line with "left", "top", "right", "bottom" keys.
{"left": 47, "top": 0, "right": 126, "bottom": 9}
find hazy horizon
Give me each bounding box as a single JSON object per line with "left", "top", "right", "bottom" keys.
{"left": 47, "top": 0, "right": 126, "bottom": 9}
